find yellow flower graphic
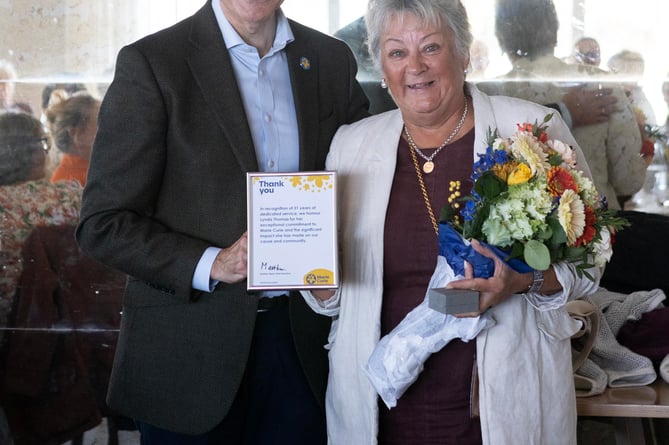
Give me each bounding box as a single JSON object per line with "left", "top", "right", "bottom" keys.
{"left": 306, "top": 175, "right": 329, "bottom": 188}
{"left": 290, "top": 176, "right": 303, "bottom": 187}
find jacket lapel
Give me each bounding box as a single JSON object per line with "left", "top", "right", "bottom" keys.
{"left": 186, "top": 4, "right": 259, "bottom": 172}
{"left": 285, "top": 23, "right": 320, "bottom": 171}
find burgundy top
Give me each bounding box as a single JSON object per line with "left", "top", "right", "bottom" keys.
{"left": 378, "top": 128, "right": 483, "bottom": 445}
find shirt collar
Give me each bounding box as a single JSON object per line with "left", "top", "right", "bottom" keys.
{"left": 211, "top": 0, "right": 294, "bottom": 53}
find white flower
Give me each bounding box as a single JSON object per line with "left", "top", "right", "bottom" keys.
{"left": 558, "top": 189, "right": 586, "bottom": 245}
{"left": 548, "top": 139, "right": 577, "bottom": 168}
{"left": 592, "top": 227, "right": 613, "bottom": 267}
{"left": 509, "top": 133, "right": 550, "bottom": 176}
{"left": 571, "top": 169, "right": 600, "bottom": 208}
{"left": 492, "top": 137, "right": 508, "bottom": 151}
{"left": 482, "top": 207, "right": 513, "bottom": 247}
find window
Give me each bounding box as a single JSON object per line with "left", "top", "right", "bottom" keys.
{"left": 1, "top": 1, "right": 666, "bottom": 443}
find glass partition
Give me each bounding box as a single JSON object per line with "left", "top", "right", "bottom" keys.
{"left": 1, "top": 1, "right": 666, "bottom": 443}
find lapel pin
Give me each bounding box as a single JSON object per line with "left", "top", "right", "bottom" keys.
{"left": 299, "top": 56, "right": 311, "bottom": 70}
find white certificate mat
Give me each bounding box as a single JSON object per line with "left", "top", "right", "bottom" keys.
{"left": 247, "top": 171, "right": 338, "bottom": 290}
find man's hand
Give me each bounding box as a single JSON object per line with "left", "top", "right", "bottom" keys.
{"left": 211, "top": 232, "right": 248, "bottom": 284}
{"left": 563, "top": 84, "right": 619, "bottom": 127}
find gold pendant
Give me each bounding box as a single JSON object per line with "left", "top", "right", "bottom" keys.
{"left": 423, "top": 161, "right": 434, "bottom": 174}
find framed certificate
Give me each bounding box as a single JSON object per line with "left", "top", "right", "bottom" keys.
{"left": 246, "top": 171, "right": 338, "bottom": 291}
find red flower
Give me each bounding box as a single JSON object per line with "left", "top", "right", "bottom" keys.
{"left": 640, "top": 138, "right": 655, "bottom": 159}
{"left": 575, "top": 206, "right": 597, "bottom": 246}
{"left": 547, "top": 167, "right": 579, "bottom": 197}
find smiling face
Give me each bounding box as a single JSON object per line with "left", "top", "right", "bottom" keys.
{"left": 380, "top": 13, "right": 469, "bottom": 128}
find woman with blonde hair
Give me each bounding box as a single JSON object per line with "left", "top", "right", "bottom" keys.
{"left": 46, "top": 92, "right": 100, "bottom": 185}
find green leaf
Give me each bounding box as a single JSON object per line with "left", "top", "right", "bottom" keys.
{"left": 474, "top": 171, "right": 506, "bottom": 200}
{"left": 536, "top": 225, "right": 553, "bottom": 241}
{"left": 464, "top": 203, "right": 489, "bottom": 240}
{"left": 523, "top": 239, "right": 551, "bottom": 271}
{"left": 563, "top": 246, "right": 587, "bottom": 261}
{"left": 486, "top": 127, "right": 499, "bottom": 146}
{"left": 548, "top": 217, "right": 566, "bottom": 246}
{"left": 439, "top": 204, "right": 457, "bottom": 223}
{"left": 547, "top": 152, "right": 563, "bottom": 166}
{"left": 510, "top": 241, "right": 524, "bottom": 259}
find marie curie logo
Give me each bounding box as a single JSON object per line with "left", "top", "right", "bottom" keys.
{"left": 303, "top": 269, "right": 334, "bottom": 286}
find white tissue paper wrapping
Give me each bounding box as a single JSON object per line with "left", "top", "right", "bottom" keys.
{"left": 364, "top": 256, "right": 496, "bottom": 408}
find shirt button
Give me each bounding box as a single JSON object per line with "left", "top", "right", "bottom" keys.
{"left": 268, "top": 160, "right": 275, "bottom": 169}
{"left": 264, "top": 114, "right": 272, "bottom": 123}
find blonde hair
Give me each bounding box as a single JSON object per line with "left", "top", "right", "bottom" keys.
{"left": 45, "top": 92, "right": 99, "bottom": 154}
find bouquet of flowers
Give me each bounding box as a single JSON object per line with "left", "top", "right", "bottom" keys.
{"left": 440, "top": 113, "right": 628, "bottom": 279}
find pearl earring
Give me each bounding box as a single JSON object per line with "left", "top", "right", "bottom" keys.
{"left": 380, "top": 78, "right": 387, "bottom": 89}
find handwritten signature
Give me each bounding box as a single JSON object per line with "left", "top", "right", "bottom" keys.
{"left": 260, "top": 262, "right": 286, "bottom": 271}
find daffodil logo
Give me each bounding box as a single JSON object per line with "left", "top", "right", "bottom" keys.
{"left": 288, "top": 175, "right": 333, "bottom": 193}
{"left": 299, "top": 57, "right": 311, "bottom": 70}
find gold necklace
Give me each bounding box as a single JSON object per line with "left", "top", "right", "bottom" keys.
{"left": 403, "top": 99, "right": 468, "bottom": 174}
{"left": 408, "top": 138, "right": 439, "bottom": 237}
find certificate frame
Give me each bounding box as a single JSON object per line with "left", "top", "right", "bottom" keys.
{"left": 246, "top": 171, "right": 338, "bottom": 291}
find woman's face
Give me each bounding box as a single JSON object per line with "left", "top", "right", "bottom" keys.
{"left": 380, "top": 13, "right": 468, "bottom": 126}
{"left": 71, "top": 103, "right": 100, "bottom": 159}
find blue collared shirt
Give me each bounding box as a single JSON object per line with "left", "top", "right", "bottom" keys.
{"left": 193, "top": 1, "right": 299, "bottom": 292}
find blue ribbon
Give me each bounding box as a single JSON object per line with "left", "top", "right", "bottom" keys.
{"left": 438, "top": 223, "right": 533, "bottom": 278}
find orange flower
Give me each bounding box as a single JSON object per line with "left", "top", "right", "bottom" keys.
{"left": 491, "top": 161, "right": 517, "bottom": 181}
{"left": 547, "top": 166, "right": 579, "bottom": 197}
{"left": 517, "top": 122, "right": 534, "bottom": 133}
{"left": 516, "top": 122, "right": 548, "bottom": 143}
{"left": 575, "top": 206, "right": 597, "bottom": 246}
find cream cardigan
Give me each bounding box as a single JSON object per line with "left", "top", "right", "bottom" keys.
{"left": 303, "top": 85, "right": 602, "bottom": 445}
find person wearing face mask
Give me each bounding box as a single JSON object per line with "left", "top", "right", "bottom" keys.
{"left": 75, "top": 0, "right": 369, "bottom": 443}
{"left": 572, "top": 37, "right": 602, "bottom": 67}
{"left": 311, "top": 1, "right": 600, "bottom": 444}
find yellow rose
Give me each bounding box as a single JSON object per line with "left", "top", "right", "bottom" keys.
{"left": 507, "top": 163, "right": 532, "bottom": 185}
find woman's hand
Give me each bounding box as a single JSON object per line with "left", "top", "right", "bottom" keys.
{"left": 446, "top": 239, "right": 529, "bottom": 317}
{"left": 310, "top": 289, "right": 336, "bottom": 302}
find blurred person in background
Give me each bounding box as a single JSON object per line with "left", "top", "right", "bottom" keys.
{"left": 662, "top": 76, "right": 669, "bottom": 130}
{"left": 0, "top": 113, "right": 81, "bottom": 337}
{"left": 0, "top": 60, "right": 33, "bottom": 115}
{"left": 482, "top": 0, "right": 646, "bottom": 209}
{"left": 46, "top": 92, "right": 100, "bottom": 185}
{"left": 571, "top": 37, "right": 601, "bottom": 67}
{"left": 608, "top": 49, "right": 657, "bottom": 125}
{"left": 467, "top": 39, "right": 489, "bottom": 80}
